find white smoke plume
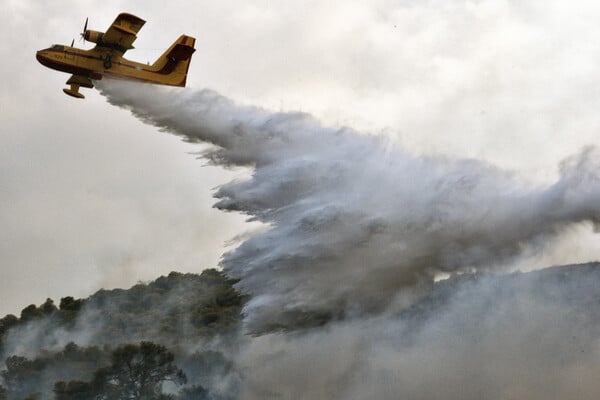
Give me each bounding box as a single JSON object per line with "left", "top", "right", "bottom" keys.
{"left": 98, "top": 81, "right": 600, "bottom": 334}
{"left": 237, "top": 264, "right": 600, "bottom": 400}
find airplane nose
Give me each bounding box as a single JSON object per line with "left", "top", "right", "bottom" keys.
{"left": 36, "top": 50, "right": 49, "bottom": 66}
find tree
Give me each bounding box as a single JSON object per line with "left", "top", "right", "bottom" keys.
{"left": 59, "top": 297, "right": 83, "bottom": 312}
{"left": 2, "top": 356, "right": 38, "bottom": 397}
{"left": 0, "top": 314, "right": 18, "bottom": 355}
{"left": 40, "top": 298, "right": 58, "bottom": 316}
{"left": 0, "top": 314, "right": 18, "bottom": 335}
{"left": 93, "top": 342, "right": 186, "bottom": 400}
{"left": 20, "top": 304, "right": 43, "bottom": 322}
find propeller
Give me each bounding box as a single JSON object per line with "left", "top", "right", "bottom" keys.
{"left": 70, "top": 38, "right": 74, "bottom": 47}
{"left": 79, "top": 17, "right": 88, "bottom": 43}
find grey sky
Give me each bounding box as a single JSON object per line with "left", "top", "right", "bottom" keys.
{"left": 2, "top": 0, "right": 600, "bottom": 316}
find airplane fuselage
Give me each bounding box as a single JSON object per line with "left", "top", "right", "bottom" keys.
{"left": 36, "top": 45, "right": 187, "bottom": 87}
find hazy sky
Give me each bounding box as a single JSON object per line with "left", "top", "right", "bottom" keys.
{"left": 2, "top": 0, "right": 600, "bottom": 317}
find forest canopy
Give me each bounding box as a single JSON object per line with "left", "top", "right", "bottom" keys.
{"left": 0, "top": 269, "right": 244, "bottom": 400}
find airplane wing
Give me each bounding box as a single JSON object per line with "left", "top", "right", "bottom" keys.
{"left": 96, "top": 13, "right": 146, "bottom": 55}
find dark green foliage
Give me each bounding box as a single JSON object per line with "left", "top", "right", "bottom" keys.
{"left": 0, "top": 298, "right": 84, "bottom": 355}
{"left": 92, "top": 342, "right": 186, "bottom": 400}
{"left": 0, "top": 269, "right": 244, "bottom": 354}
{"left": 1, "top": 343, "right": 110, "bottom": 400}
{"left": 18, "top": 298, "right": 58, "bottom": 324}
{"left": 19, "top": 305, "right": 43, "bottom": 322}
{"left": 78, "top": 269, "right": 244, "bottom": 346}
{"left": 0, "top": 315, "right": 18, "bottom": 355}
{"left": 40, "top": 299, "right": 58, "bottom": 316}
{"left": 2, "top": 356, "right": 42, "bottom": 399}
{"left": 53, "top": 343, "right": 187, "bottom": 400}
{"left": 3, "top": 344, "right": 235, "bottom": 400}
{"left": 0, "top": 315, "right": 18, "bottom": 335}
{"left": 52, "top": 343, "right": 111, "bottom": 378}
{"left": 58, "top": 297, "right": 83, "bottom": 312}
{"left": 0, "top": 269, "right": 244, "bottom": 399}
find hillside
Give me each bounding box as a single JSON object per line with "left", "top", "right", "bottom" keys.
{"left": 2, "top": 263, "right": 600, "bottom": 399}
{"left": 0, "top": 269, "right": 244, "bottom": 400}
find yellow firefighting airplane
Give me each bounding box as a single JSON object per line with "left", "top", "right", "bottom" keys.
{"left": 36, "top": 13, "right": 195, "bottom": 99}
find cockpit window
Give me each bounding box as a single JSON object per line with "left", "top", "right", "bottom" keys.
{"left": 51, "top": 45, "right": 64, "bottom": 50}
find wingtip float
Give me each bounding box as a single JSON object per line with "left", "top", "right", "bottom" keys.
{"left": 36, "top": 13, "right": 196, "bottom": 99}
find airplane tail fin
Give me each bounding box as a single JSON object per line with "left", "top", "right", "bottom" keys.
{"left": 151, "top": 35, "right": 196, "bottom": 87}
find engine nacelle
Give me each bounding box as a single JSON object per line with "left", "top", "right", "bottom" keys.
{"left": 84, "top": 30, "right": 104, "bottom": 43}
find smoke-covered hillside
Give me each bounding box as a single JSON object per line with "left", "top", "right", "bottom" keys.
{"left": 3, "top": 263, "right": 600, "bottom": 399}
{"left": 239, "top": 262, "right": 600, "bottom": 399}
{"left": 0, "top": 269, "right": 244, "bottom": 399}
{"left": 5, "top": 77, "right": 600, "bottom": 399}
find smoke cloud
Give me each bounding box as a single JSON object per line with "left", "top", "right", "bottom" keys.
{"left": 98, "top": 82, "right": 600, "bottom": 334}
{"left": 237, "top": 263, "right": 600, "bottom": 400}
